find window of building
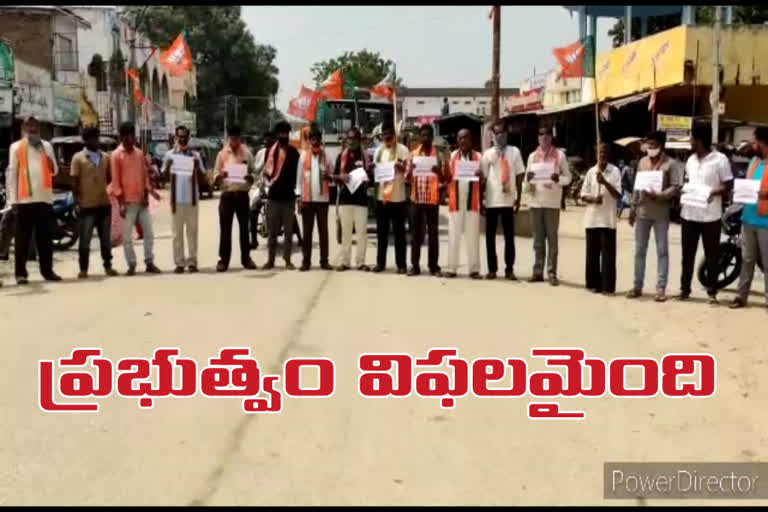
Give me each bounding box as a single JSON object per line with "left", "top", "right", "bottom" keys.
{"left": 479, "top": 100, "right": 487, "bottom": 105}
{"left": 55, "top": 34, "right": 77, "bottom": 72}
{"left": 416, "top": 100, "right": 425, "bottom": 105}
{"left": 465, "top": 100, "right": 472, "bottom": 105}
{"left": 452, "top": 100, "right": 459, "bottom": 105}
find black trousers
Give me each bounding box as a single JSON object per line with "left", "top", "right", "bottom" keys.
{"left": 78, "top": 206, "right": 112, "bottom": 272}
{"left": 376, "top": 201, "right": 407, "bottom": 270}
{"left": 301, "top": 202, "right": 329, "bottom": 267}
{"left": 411, "top": 203, "right": 440, "bottom": 272}
{"left": 249, "top": 202, "right": 262, "bottom": 248}
{"left": 218, "top": 191, "right": 251, "bottom": 267}
{"left": 485, "top": 207, "right": 516, "bottom": 274}
{"left": 15, "top": 202, "right": 54, "bottom": 279}
{"left": 267, "top": 198, "right": 296, "bottom": 264}
{"left": 585, "top": 228, "right": 617, "bottom": 293}
{"left": 681, "top": 219, "right": 720, "bottom": 296}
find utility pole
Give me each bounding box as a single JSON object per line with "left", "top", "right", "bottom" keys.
{"left": 491, "top": 5, "right": 501, "bottom": 122}
{"left": 234, "top": 95, "right": 239, "bottom": 124}
{"left": 711, "top": 5, "right": 722, "bottom": 146}
{"left": 223, "top": 94, "right": 228, "bottom": 138}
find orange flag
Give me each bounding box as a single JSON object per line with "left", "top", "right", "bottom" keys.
{"left": 288, "top": 85, "right": 322, "bottom": 121}
{"left": 160, "top": 32, "right": 193, "bottom": 76}
{"left": 319, "top": 69, "right": 344, "bottom": 100}
{"left": 370, "top": 69, "right": 395, "bottom": 101}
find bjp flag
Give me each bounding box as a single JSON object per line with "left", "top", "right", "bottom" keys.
{"left": 288, "top": 85, "right": 322, "bottom": 121}
{"left": 160, "top": 32, "right": 193, "bottom": 76}
{"left": 319, "top": 69, "right": 344, "bottom": 100}
{"left": 552, "top": 35, "right": 595, "bottom": 78}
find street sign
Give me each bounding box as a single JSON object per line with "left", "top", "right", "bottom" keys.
{"left": 657, "top": 114, "right": 692, "bottom": 141}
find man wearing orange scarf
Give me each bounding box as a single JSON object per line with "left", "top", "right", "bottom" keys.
{"left": 6, "top": 116, "right": 61, "bottom": 285}
{"left": 481, "top": 120, "right": 525, "bottom": 280}
{"left": 731, "top": 126, "right": 768, "bottom": 309}
{"left": 406, "top": 124, "right": 446, "bottom": 276}
{"left": 295, "top": 124, "right": 332, "bottom": 271}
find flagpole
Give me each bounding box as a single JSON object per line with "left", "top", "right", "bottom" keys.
{"left": 392, "top": 63, "right": 398, "bottom": 139}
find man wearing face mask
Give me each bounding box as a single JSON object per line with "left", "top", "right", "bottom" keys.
{"left": 262, "top": 121, "right": 300, "bottom": 270}
{"left": 525, "top": 124, "right": 571, "bottom": 286}
{"left": 162, "top": 125, "right": 205, "bottom": 274}
{"left": 70, "top": 126, "right": 118, "bottom": 279}
{"left": 372, "top": 120, "right": 410, "bottom": 274}
{"left": 7, "top": 116, "right": 61, "bottom": 284}
{"left": 627, "top": 131, "right": 683, "bottom": 302}
{"left": 295, "top": 124, "right": 332, "bottom": 271}
{"left": 214, "top": 125, "right": 257, "bottom": 272}
{"left": 481, "top": 120, "right": 525, "bottom": 280}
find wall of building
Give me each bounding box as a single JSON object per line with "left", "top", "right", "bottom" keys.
{"left": 688, "top": 25, "right": 768, "bottom": 87}
{"left": 403, "top": 95, "right": 493, "bottom": 119}
{"left": 0, "top": 12, "right": 53, "bottom": 71}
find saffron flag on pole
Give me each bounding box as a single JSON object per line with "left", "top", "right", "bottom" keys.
{"left": 370, "top": 69, "right": 395, "bottom": 101}
{"left": 160, "top": 32, "right": 193, "bottom": 76}
{"left": 319, "top": 68, "right": 345, "bottom": 100}
{"left": 288, "top": 85, "right": 322, "bottom": 121}
{"left": 552, "top": 35, "right": 595, "bottom": 78}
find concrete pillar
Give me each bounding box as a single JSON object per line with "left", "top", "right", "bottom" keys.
{"left": 724, "top": 5, "right": 733, "bottom": 25}
{"left": 625, "top": 5, "right": 632, "bottom": 45}
{"left": 578, "top": 6, "right": 587, "bottom": 41}
{"left": 681, "top": 5, "right": 694, "bottom": 25}
{"left": 640, "top": 16, "right": 648, "bottom": 38}
{"left": 589, "top": 14, "right": 597, "bottom": 40}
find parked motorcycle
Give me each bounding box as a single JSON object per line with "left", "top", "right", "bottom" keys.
{"left": 697, "top": 203, "right": 763, "bottom": 290}
{"left": 51, "top": 190, "right": 78, "bottom": 251}
{"left": 249, "top": 182, "right": 302, "bottom": 246}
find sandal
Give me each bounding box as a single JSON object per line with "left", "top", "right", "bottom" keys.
{"left": 654, "top": 292, "right": 667, "bottom": 302}
{"left": 729, "top": 298, "right": 746, "bottom": 309}
{"left": 626, "top": 289, "right": 642, "bottom": 299}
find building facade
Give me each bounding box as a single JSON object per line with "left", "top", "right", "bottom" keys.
{"left": 400, "top": 87, "right": 519, "bottom": 124}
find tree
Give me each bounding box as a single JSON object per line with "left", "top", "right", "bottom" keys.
{"left": 119, "top": 6, "right": 279, "bottom": 135}
{"left": 608, "top": 6, "right": 768, "bottom": 48}
{"left": 310, "top": 49, "right": 402, "bottom": 90}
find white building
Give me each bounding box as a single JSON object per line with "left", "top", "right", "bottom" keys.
{"left": 400, "top": 87, "right": 519, "bottom": 123}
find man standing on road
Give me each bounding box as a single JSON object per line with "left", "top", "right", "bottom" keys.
{"left": 679, "top": 125, "right": 733, "bottom": 304}
{"left": 626, "top": 131, "right": 683, "bottom": 302}
{"left": 333, "top": 127, "right": 372, "bottom": 272}
{"left": 406, "top": 124, "right": 446, "bottom": 277}
{"left": 6, "top": 116, "right": 62, "bottom": 284}
{"left": 295, "top": 124, "right": 332, "bottom": 271}
{"left": 162, "top": 125, "right": 205, "bottom": 274}
{"left": 580, "top": 142, "right": 621, "bottom": 295}
{"left": 372, "top": 120, "right": 410, "bottom": 274}
{"left": 525, "top": 124, "right": 571, "bottom": 286}
{"left": 262, "top": 121, "right": 300, "bottom": 270}
{"left": 730, "top": 126, "right": 768, "bottom": 309}
{"left": 71, "top": 126, "right": 118, "bottom": 279}
{"left": 481, "top": 120, "right": 525, "bottom": 281}
{"left": 444, "top": 128, "right": 483, "bottom": 279}
{"left": 111, "top": 121, "right": 162, "bottom": 276}
{"left": 214, "top": 125, "right": 257, "bottom": 272}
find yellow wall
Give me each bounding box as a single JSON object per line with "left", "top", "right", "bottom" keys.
{"left": 596, "top": 26, "right": 687, "bottom": 101}
{"left": 686, "top": 25, "right": 768, "bottom": 87}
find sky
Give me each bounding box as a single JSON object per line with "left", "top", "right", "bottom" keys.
{"left": 242, "top": 6, "right": 615, "bottom": 112}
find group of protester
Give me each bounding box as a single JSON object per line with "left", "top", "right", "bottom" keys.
{"left": 3, "top": 115, "right": 767, "bottom": 309}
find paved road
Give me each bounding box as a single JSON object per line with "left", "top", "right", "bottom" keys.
{"left": 1, "top": 192, "right": 766, "bottom": 505}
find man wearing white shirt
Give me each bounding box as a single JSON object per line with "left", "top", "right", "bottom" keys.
{"left": 372, "top": 121, "right": 410, "bottom": 273}
{"left": 580, "top": 143, "right": 622, "bottom": 294}
{"left": 524, "top": 125, "right": 572, "bottom": 286}
{"left": 6, "top": 116, "right": 61, "bottom": 285}
{"left": 295, "top": 125, "right": 332, "bottom": 271}
{"left": 444, "top": 129, "right": 484, "bottom": 279}
{"left": 679, "top": 125, "right": 733, "bottom": 303}
{"left": 481, "top": 120, "right": 525, "bottom": 280}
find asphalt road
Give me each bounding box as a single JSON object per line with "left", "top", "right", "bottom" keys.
{"left": 1, "top": 192, "right": 766, "bottom": 505}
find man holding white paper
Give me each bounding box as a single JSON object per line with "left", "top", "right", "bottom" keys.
{"left": 481, "top": 120, "right": 525, "bottom": 281}
{"left": 679, "top": 125, "right": 733, "bottom": 303}
{"left": 295, "top": 124, "right": 332, "bottom": 271}
{"left": 406, "top": 124, "right": 446, "bottom": 277}
{"left": 627, "top": 131, "right": 683, "bottom": 302}
{"left": 731, "top": 127, "right": 768, "bottom": 309}
{"left": 333, "top": 126, "right": 372, "bottom": 271}
{"left": 372, "top": 121, "right": 410, "bottom": 274}
{"left": 162, "top": 125, "right": 205, "bottom": 273}
{"left": 524, "top": 124, "right": 571, "bottom": 286}
{"left": 213, "top": 125, "right": 258, "bottom": 272}
{"left": 444, "top": 129, "right": 483, "bottom": 279}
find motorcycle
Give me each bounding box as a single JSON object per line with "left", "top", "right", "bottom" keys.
{"left": 697, "top": 203, "right": 763, "bottom": 290}
{"left": 51, "top": 190, "right": 78, "bottom": 251}
{"left": 249, "top": 181, "right": 302, "bottom": 246}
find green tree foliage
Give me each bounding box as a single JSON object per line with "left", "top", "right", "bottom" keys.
{"left": 310, "top": 49, "right": 402, "bottom": 89}
{"left": 120, "top": 6, "right": 279, "bottom": 135}
{"left": 607, "top": 6, "right": 768, "bottom": 48}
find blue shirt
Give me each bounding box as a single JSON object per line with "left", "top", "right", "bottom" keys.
{"left": 164, "top": 148, "right": 202, "bottom": 206}
{"left": 742, "top": 159, "right": 768, "bottom": 229}
{"left": 86, "top": 149, "right": 102, "bottom": 167}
